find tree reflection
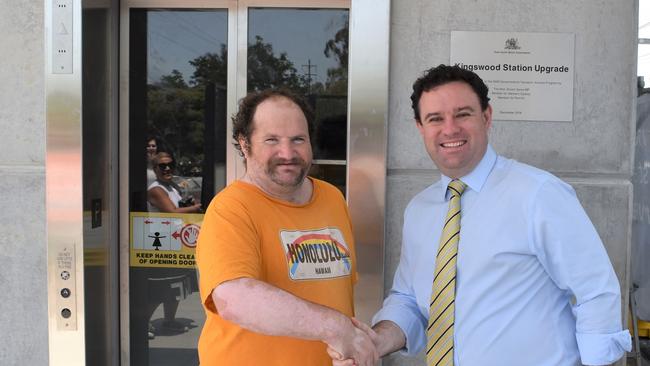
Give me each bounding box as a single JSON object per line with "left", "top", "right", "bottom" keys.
{"left": 324, "top": 14, "right": 348, "bottom": 95}
{"left": 146, "top": 16, "right": 349, "bottom": 178}
{"left": 247, "top": 35, "right": 309, "bottom": 93}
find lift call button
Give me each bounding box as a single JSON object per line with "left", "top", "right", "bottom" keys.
{"left": 53, "top": 245, "right": 76, "bottom": 330}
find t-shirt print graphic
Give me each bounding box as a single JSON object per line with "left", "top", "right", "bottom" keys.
{"left": 280, "top": 227, "right": 352, "bottom": 280}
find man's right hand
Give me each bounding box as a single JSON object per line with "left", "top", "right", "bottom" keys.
{"left": 328, "top": 319, "right": 407, "bottom": 365}
{"left": 325, "top": 317, "right": 379, "bottom": 366}
{"left": 327, "top": 318, "right": 379, "bottom": 366}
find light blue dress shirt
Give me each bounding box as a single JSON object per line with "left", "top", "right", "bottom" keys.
{"left": 373, "top": 145, "right": 631, "bottom": 365}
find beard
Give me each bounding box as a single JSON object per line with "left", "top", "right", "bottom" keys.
{"left": 265, "top": 157, "right": 311, "bottom": 187}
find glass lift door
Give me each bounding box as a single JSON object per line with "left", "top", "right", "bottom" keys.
{"left": 121, "top": 4, "right": 231, "bottom": 365}
{"left": 119, "top": 1, "right": 390, "bottom": 365}
{"left": 121, "top": 2, "right": 351, "bottom": 365}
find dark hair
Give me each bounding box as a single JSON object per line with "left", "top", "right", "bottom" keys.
{"left": 146, "top": 134, "right": 174, "bottom": 155}
{"left": 232, "top": 89, "right": 314, "bottom": 157}
{"left": 410, "top": 64, "right": 490, "bottom": 122}
{"left": 152, "top": 151, "right": 174, "bottom": 167}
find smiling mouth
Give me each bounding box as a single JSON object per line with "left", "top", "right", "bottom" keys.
{"left": 440, "top": 140, "right": 466, "bottom": 148}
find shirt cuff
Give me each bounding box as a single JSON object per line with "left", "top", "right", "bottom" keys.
{"left": 372, "top": 305, "right": 427, "bottom": 356}
{"left": 576, "top": 330, "right": 631, "bottom": 365}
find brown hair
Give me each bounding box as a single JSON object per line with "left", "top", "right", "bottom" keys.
{"left": 231, "top": 89, "right": 314, "bottom": 157}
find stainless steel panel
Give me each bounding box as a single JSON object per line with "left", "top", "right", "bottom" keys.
{"left": 347, "top": 0, "right": 390, "bottom": 324}
{"left": 54, "top": 245, "right": 78, "bottom": 331}
{"left": 46, "top": 0, "right": 85, "bottom": 364}
{"left": 52, "top": 0, "right": 74, "bottom": 74}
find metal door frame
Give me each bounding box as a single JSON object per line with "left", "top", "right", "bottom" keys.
{"left": 47, "top": 0, "right": 122, "bottom": 365}
{"left": 118, "top": 1, "right": 389, "bottom": 364}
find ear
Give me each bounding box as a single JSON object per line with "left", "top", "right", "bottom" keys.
{"left": 238, "top": 137, "right": 250, "bottom": 159}
{"left": 483, "top": 105, "right": 493, "bottom": 129}
{"left": 415, "top": 119, "right": 425, "bottom": 137}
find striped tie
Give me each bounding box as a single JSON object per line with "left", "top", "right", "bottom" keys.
{"left": 426, "top": 179, "right": 467, "bottom": 366}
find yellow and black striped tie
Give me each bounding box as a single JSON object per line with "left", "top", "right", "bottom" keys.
{"left": 426, "top": 179, "right": 467, "bottom": 366}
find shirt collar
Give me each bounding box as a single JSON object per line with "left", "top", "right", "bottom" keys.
{"left": 439, "top": 144, "right": 497, "bottom": 200}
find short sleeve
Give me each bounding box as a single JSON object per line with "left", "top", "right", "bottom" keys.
{"left": 196, "top": 195, "right": 262, "bottom": 313}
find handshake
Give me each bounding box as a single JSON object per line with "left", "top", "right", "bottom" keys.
{"left": 324, "top": 318, "right": 401, "bottom": 366}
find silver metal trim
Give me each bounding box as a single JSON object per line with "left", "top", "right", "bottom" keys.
{"left": 107, "top": 3, "right": 121, "bottom": 365}
{"left": 46, "top": 0, "right": 86, "bottom": 365}
{"left": 234, "top": 1, "right": 248, "bottom": 180}
{"left": 126, "top": 0, "right": 233, "bottom": 7}
{"left": 118, "top": 4, "right": 130, "bottom": 364}
{"left": 347, "top": 0, "right": 390, "bottom": 324}
{"left": 241, "top": 0, "right": 349, "bottom": 8}
{"left": 313, "top": 159, "right": 347, "bottom": 166}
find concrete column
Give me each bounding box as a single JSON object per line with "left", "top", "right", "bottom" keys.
{"left": 0, "top": 0, "right": 48, "bottom": 365}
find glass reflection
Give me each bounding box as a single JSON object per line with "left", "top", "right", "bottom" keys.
{"left": 129, "top": 9, "right": 227, "bottom": 366}
{"left": 248, "top": 8, "right": 349, "bottom": 193}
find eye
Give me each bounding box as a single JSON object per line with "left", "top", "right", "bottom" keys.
{"left": 426, "top": 116, "right": 443, "bottom": 124}
{"left": 292, "top": 137, "right": 306, "bottom": 144}
{"left": 456, "top": 110, "right": 472, "bottom": 118}
{"left": 264, "top": 137, "right": 278, "bottom": 144}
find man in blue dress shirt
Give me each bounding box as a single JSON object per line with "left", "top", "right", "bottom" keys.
{"left": 332, "top": 65, "right": 632, "bottom": 365}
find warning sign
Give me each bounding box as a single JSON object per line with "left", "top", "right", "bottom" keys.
{"left": 130, "top": 212, "right": 203, "bottom": 268}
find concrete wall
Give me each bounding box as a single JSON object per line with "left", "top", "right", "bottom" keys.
{"left": 0, "top": 0, "right": 49, "bottom": 365}
{"left": 384, "top": 1, "right": 637, "bottom": 365}
{"left": 0, "top": 0, "right": 637, "bottom": 365}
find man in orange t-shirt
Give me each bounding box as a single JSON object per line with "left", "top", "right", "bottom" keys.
{"left": 196, "top": 89, "right": 378, "bottom": 366}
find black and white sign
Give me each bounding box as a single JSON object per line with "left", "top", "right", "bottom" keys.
{"left": 451, "top": 31, "right": 575, "bottom": 121}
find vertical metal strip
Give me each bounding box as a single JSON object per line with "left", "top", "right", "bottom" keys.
{"left": 234, "top": 0, "right": 249, "bottom": 181}
{"left": 46, "top": 0, "right": 86, "bottom": 365}
{"left": 107, "top": 2, "right": 121, "bottom": 364}
{"left": 118, "top": 2, "right": 131, "bottom": 365}
{"left": 347, "top": 0, "right": 390, "bottom": 324}
{"left": 226, "top": 0, "right": 240, "bottom": 183}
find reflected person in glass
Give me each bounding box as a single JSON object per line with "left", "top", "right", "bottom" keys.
{"left": 147, "top": 151, "right": 202, "bottom": 214}
{"left": 146, "top": 136, "right": 158, "bottom": 187}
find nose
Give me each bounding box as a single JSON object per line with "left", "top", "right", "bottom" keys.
{"left": 441, "top": 115, "right": 461, "bottom": 135}
{"left": 276, "top": 141, "right": 296, "bottom": 159}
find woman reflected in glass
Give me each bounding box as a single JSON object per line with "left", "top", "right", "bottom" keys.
{"left": 147, "top": 151, "right": 202, "bottom": 213}
{"left": 146, "top": 136, "right": 159, "bottom": 187}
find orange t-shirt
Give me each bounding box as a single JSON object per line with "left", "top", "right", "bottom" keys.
{"left": 196, "top": 178, "right": 357, "bottom": 366}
